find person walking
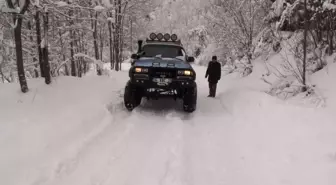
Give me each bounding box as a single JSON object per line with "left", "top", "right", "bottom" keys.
{"left": 205, "top": 56, "right": 221, "bottom": 97}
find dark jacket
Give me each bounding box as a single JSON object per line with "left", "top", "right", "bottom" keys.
{"left": 205, "top": 60, "right": 221, "bottom": 83}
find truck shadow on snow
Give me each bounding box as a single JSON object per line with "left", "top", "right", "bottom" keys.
{"left": 138, "top": 98, "right": 184, "bottom": 112}
{"left": 136, "top": 98, "right": 194, "bottom": 120}
{"left": 106, "top": 97, "right": 194, "bottom": 121}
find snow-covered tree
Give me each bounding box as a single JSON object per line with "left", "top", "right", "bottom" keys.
{"left": 0, "top": 0, "right": 156, "bottom": 90}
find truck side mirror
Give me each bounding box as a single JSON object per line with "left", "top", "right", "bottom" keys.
{"left": 187, "top": 56, "right": 195, "bottom": 63}
{"left": 131, "top": 54, "right": 138, "bottom": 59}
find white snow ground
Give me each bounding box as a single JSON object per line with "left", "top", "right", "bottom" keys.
{"left": 1, "top": 62, "right": 336, "bottom": 185}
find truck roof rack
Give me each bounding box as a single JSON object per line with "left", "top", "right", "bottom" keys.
{"left": 145, "top": 38, "right": 182, "bottom": 46}
{"left": 145, "top": 33, "right": 183, "bottom": 46}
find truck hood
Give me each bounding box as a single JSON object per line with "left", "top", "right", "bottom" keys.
{"left": 133, "top": 57, "right": 191, "bottom": 69}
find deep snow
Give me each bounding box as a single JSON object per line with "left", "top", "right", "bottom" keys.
{"left": 0, "top": 62, "right": 336, "bottom": 185}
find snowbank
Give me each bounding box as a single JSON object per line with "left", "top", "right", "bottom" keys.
{"left": 309, "top": 60, "right": 336, "bottom": 108}
{"left": 213, "top": 62, "right": 336, "bottom": 185}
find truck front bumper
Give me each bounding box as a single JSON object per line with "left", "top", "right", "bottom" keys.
{"left": 130, "top": 75, "right": 196, "bottom": 90}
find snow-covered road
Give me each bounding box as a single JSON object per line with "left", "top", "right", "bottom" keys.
{"left": 37, "top": 66, "right": 237, "bottom": 185}
{"left": 1, "top": 64, "right": 336, "bottom": 185}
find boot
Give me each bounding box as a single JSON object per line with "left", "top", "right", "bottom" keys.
{"left": 210, "top": 83, "right": 217, "bottom": 97}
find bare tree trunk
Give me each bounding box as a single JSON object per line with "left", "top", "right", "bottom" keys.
{"left": 108, "top": 14, "right": 114, "bottom": 70}
{"left": 119, "top": 19, "right": 124, "bottom": 70}
{"left": 130, "top": 16, "right": 133, "bottom": 52}
{"left": 58, "top": 29, "right": 69, "bottom": 76}
{"left": 64, "top": 63, "right": 70, "bottom": 76}
{"left": 51, "top": 13, "right": 55, "bottom": 40}
{"left": 329, "top": 16, "right": 334, "bottom": 55}
{"left": 34, "top": 66, "right": 39, "bottom": 78}
{"left": 6, "top": 0, "right": 30, "bottom": 92}
{"left": 92, "top": 11, "right": 102, "bottom": 75}
{"left": 308, "top": 29, "right": 318, "bottom": 48}
{"left": 315, "top": 29, "right": 322, "bottom": 43}
{"left": 93, "top": 13, "right": 99, "bottom": 60}
{"left": 42, "top": 11, "right": 51, "bottom": 84}
{"left": 112, "top": 23, "right": 116, "bottom": 69}
{"left": 68, "top": 7, "right": 76, "bottom": 77}
{"left": 81, "top": 31, "right": 88, "bottom": 74}
{"left": 0, "top": 65, "right": 5, "bottom": 83}
{"left": 114, "top": 0, "right": 122, "bottom": 71}
{"left": 66, "top": 1, "right": 76, "bottom": 76}
{"left": 14, "top": 17, "right": 28, "bottom": 92}
{"left": 73, "top": 31, "right": 80, "bottom": 77}
{"left": 83, "top": 62, "right": 87, "bottom": 74}
{"left": 247, "top": 0, "right": 253, "bottom": 65}
{"left": 76, "top": 30, "right": 83, "bottom": 77}
{"left": 27, "top": 20, "right": 34, "bottom": 44}
{"left": 70, "top": 30, "right": 76, "bottom": 76}
{"left": 35, "top": 10, "right": 44, "bottom": 77}
{"left": 330, "top": 31, "right": 334, "bottom": 55}
{"left": 27, "top": 20, "right": 39, "bottom": 78}
{"left": 114, "top": 0, "right": 118, "bottom": 71}
{"left": 100, "top": 28, "right": 104, "bottom": 61}
{"left": 80, "top": 32, "right": 84, "bottom": 77}
{"left": 302, "top": 0, "right": 308, "bottom": 89}
{"left": 78, "top": 60, "right": 82, "bottom": 77}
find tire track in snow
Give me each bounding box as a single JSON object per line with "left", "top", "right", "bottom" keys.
{"left": 31, "top": 100, "right": 133, "bottom": 185}
{"left": 158, "top": 113, "right": 188, "bottom": 185}
{"left": 95, "top": 110, "right": 191, "bottom": 185}
{"left": 114, "top": 96, "right": 230, "bottom": 185}
{"left": 35, "top": 80, "right": 232, "bottom": 185}
{"left": 45, "top": 106, "right": 179, "bottom": 185}
{"left": 102, "top": 111, "right": 175, "bottom": 185}
{"left": 181, "top": 114, "right": 234, "bottom": 185}
{"left": 69, "top": 113, "right": 137, "bottom": 185}
{"left": 66, "top": 84, "right": 231, "bottom": 185}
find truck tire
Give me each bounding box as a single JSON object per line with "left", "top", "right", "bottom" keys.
{"left": 124, "top": 82, "right": 142, "bottom": 111}
{"left": 183, "top": 86, "right": 197, "bottom": 113}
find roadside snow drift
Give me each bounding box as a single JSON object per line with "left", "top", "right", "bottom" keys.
{"left": 0, "top": 64, "right": 336, "bottom": 185}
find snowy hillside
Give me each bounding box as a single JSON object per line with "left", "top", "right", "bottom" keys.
{"left": 1, "top": 64, "right": 336, "bottom": 185}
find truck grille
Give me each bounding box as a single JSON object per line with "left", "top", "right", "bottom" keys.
{"left": 151, "top": 68, "right": 176, "bottom": 78}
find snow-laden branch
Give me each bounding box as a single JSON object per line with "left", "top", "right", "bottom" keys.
{"left": 74, "top": 53, "right": 104, "bottom": 68}
{"left": 54, "top": 59, "right": 69, "bottom": 74}
{"left": 323, "top": 1, "right": 336, "bottom": 10}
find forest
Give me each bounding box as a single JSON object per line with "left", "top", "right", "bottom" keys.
{"left": 1, "top": 0, "right": 336, "bottom": 95}
{"left": 1, "top": 1, "right": 336, "bottom": 185}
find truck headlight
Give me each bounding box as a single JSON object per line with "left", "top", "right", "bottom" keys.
{"left": 184, "top": 70, "right": 192, "bottom": 76}
{"left": 135, "top": 67, "right": 148, "bottom": 73}
{"left": 178, "top": 70, "right": 193, "bottom": 76}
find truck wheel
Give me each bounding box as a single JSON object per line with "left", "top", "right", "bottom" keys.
{"left": 124, "top": 82, "right": 142, "bottom": 111}
{"left": 183, "top": 86, "right": 197, "bottom": 113}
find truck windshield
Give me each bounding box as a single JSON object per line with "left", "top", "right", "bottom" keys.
{"left": 142, "top": 45, "right": 185, "bottom": 58}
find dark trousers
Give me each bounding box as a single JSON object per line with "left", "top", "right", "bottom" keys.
{"left": 208, "top": 82, "right": 217, "bottom": 97}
